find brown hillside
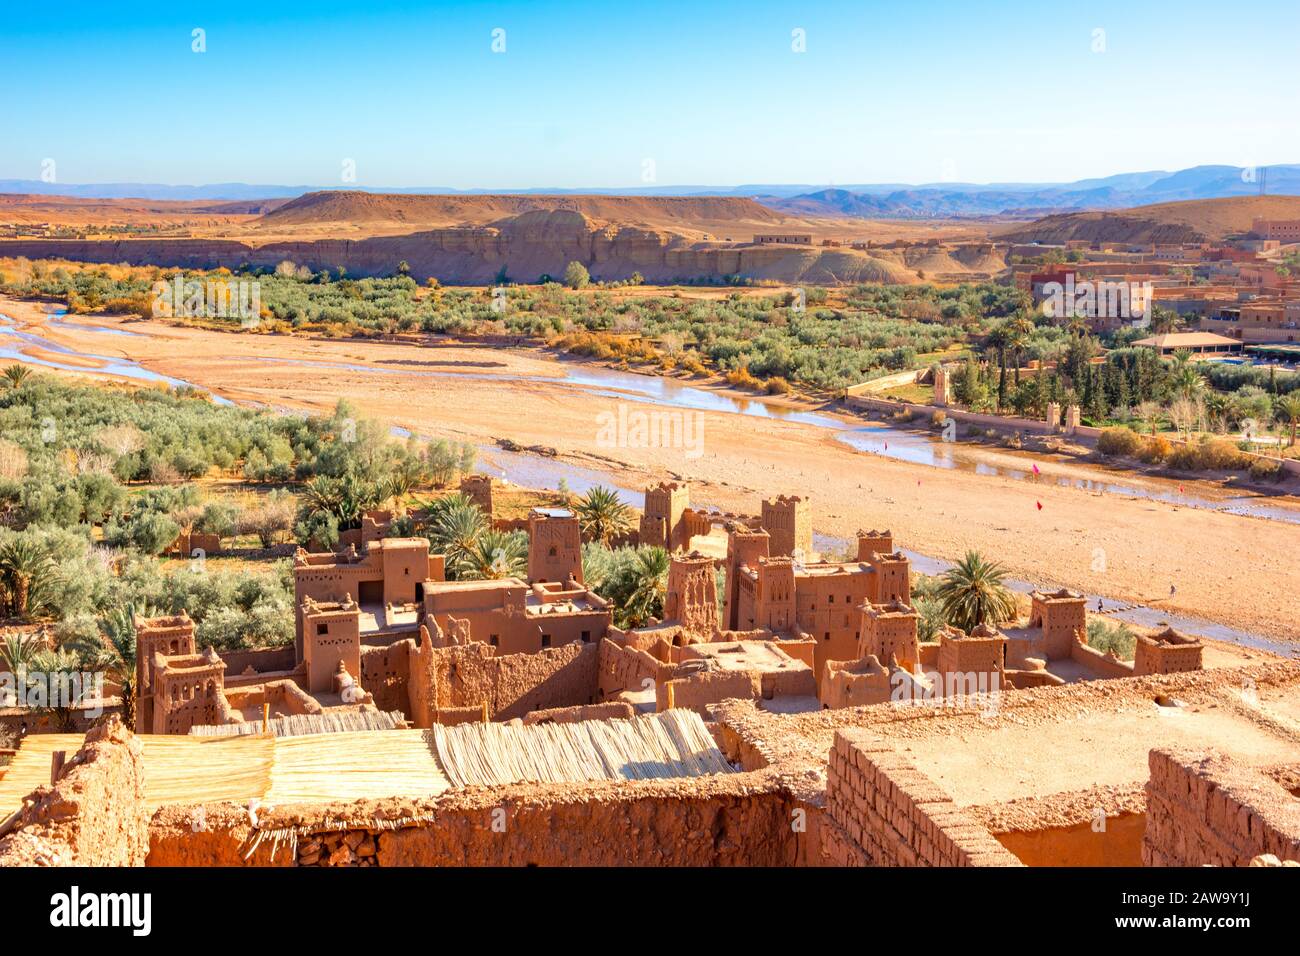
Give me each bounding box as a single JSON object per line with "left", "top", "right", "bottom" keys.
{"left": 261, "top": 190, "right": 788, "bottom": 232}
{"left": 0, "top": 193, "right": 287, "bottom": 225}
{"left": 997, "top": 195, "right": 1300, "bottom": 245}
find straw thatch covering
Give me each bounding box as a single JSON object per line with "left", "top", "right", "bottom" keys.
{"left": 431, "top": 710, "right": 735, "bottom": 788}
{"left": 264, "top": 731, "right": 451, "bottom": 806}
{"left": 140, "top": 734, "right": 277, "bottom": 809}
{"left": 188, "top": 709, "right": 407, "bottom": 739}
{"left": 0, "top": 733, "right": 83, "bottom": 819}
{"left": 0, "top": 730, "right": 449, "bottom": 815}
{"left": 139, "top": 731, "right": 453, "bottom": 809}
{"left": 0, "top": 711, "right": 733, "bottom": 814}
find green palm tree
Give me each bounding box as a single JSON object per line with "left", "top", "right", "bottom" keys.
{"left": 575, "top": 486, "right": 633, "bottom": 546}
{"left": 1170, "top": 363, "right": 1206, "bottom": 401}
{"left": 412, "top": 492, "right": 470, "bottom": 530}
{"left": 27, "top": 648, "right": 89, "bottom": 732}
{"left": 0, "top": 538, "right": 59, "bottom": 620}
{"left": 1276, "top": 394, "right": 1300, "bottom": 447}
{"left": 300, "top": 472, "right": 383, "bottom": 530}
{"left": 299, "top": 475, "right": 338, "bottom": 510}
{"left": 72, "top": 604, "right": 139, "bottom": 730}
{"left": 935, "top": 551, "right": 1018, "bottom": 633}
{"left": 1135, "top": 400, "right": 1162, "bottom": 436}
{"left": 1007, "top": 315, "right": 1034, "bottom": 387}
{"left": 984, "top": 326, "right": 1010, "bottom": 411}
{"left": 0, "top": 631, "right": 39, "bottom": 675}
{"left": 382, "top": 470, "right": 415, "bottom": 508}
{"left": 457, "top": 529, "right": 528, "bottom": 580}
{"left": 2, "top": 365, "right": 32, "bottom": 390}
{"left": 432, "top": 499, "right": 489, "bottom": 577}
{"left": 622, "top": 547, "right": 670, "bottom": 628}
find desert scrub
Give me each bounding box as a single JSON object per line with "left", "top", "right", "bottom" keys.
{"left": 765, "top": 376, "right": 792, "bottom": 395}
{"left": 1097, "top": 426, "right": 1142, "bottom": 457}
{"left": 724, "top": 366, "right": 766, "bottom": 392}
{"left": 1248, "top": 456, "right": 1283, "bottom": 481}
{"left": 1136, "top": 435, "right": 1172, "bottom": 464}
{"left": 1166, "top": 437, "right": 1250, "bottom": 472}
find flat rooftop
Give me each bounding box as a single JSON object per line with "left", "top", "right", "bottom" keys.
{"left": 359, "top": 603, "right": 420, "bottom": 634}
{"left": 680, "top": 640, "right": 807, "bottom": 675}
{"left": 713, "top": 660, "right": 1300, "bottom": 810}
{"left": 525, "top": 594, "right": 602, "bottom": 615}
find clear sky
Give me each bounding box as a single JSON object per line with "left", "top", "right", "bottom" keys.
{"left": 2, "top": 0, "right": 1297, "bottom": 189}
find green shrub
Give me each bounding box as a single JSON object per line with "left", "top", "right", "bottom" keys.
{"left": 1086, "top": 619, "right": 1137, "bottom": 660}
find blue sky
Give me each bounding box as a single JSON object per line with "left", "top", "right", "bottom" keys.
{"left": 2, "top": 0, "right": 1297, "bottom": 188}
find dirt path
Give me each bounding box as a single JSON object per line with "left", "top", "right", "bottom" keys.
{"left": 4, "top": 294, "right": 1298, "bottom": 644}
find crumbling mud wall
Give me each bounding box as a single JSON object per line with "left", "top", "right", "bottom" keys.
{"left": 360, "top": 640, "right": 413, "bottom": 716}
{"left": 598, "top": 638, "right": 672, "bottom": 701}
{"left": 408, "top": 640, "right": 600, "bottom": 725}
{"left": 522, "top": 702, "right": 636, "bottom": 725}
{"left": 657, "top": 670, "right": 762, "bottom": 715}
{"left": 1144, "top": 749, "right": 1300, "bottom": 866}
{"left": 0, "top": 718, "right": 149, "bottom": 866}
{"left": 821, "top": 728, "right": 1022, "bottom": 867}
{"left": 147, "top": 770, "right": 814, "bottom": 867}
{"left": 493, "top": 642, "right": 599, "bottom": 719}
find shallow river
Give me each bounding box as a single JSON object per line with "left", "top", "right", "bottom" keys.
{"left": 4, "top": 307, "right": 1295, "bottom": 653}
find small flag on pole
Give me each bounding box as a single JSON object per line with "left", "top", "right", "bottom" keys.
{"left": 1036, "top": 501, "right": 1043, "bottom": 510}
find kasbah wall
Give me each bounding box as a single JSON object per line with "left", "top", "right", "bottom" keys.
{"left": 8, "top": 670, "right": 1300, "bottom": 868}
{"left": 823, "top": 728, "right": 1022, "bottom": 867}
{"left": 1144, "top": 749, "right": 1300, "bottom": 866}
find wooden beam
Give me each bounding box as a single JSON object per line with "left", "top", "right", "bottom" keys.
{"left": 50, "top": 750, "right": 66, "bottom": 786}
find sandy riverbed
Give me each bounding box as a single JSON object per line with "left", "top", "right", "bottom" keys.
{"left": 3, "top": 294, "right": 1298, "bottom": 644}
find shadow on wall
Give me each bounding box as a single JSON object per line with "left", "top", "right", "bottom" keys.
{"left": 994, "top": 813, "right": 1146, "bottom": 867}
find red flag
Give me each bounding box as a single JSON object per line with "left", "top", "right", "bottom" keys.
{"left": 1032, "top": 463, "right": 1040, "bottom": 475}
{"left": 1036, "top": 501, "right": 1043, "bottom": 510}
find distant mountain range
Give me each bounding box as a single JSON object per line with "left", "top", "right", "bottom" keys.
{"left": 1, "top": 164, "right": 1297, "bottom": 219}
{"left": 758, "top": 166, "right": 1300, "bottom": 219}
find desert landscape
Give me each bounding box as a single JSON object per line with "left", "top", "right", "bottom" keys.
{"left": 2, "top": 292, "right": 1298, "bottom": 647}
{"left": 3, "top": 5, "right": 1300, "bottom": 929}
